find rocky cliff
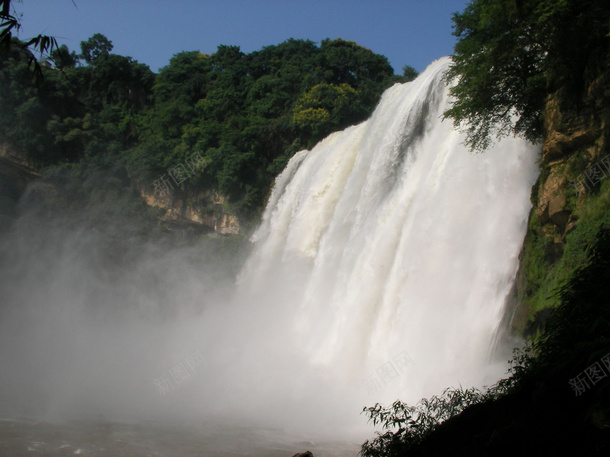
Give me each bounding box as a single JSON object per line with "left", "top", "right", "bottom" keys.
{"left": 140, "top": 187, "right": 241, "bottom": 235}
{"left": 0, "top": 144, "right": 39, "bottom": 230}
{"left": 0, "top": 140, "right": 241, "bottom": 236}
{"left": 511, "top": 70, "right": 610, "bottom": 334}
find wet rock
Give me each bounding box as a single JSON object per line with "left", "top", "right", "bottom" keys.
{"left": 565, "top": 220, "right": 577, "bottom": 235}
{"left": 548, "top": 193, "right": 571, "bottom": 228}
{"left": 292, "top": 451, "right": 314, "bottom": 457}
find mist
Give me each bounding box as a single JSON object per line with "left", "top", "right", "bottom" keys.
{"left": 0, "top": 188, "right": 371, "bottom": 445}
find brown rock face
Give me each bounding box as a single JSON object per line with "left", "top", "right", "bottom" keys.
{"left": 510, "top": 71, "right": 610, "bottom": 334}
{"left": 535, "top": 173, "right": 565, "bottom": 225}
{"left": 140, "top": 187, "right": 240, "bottom": 235}
{"left": 542, "top": 89, "right": 604, "bottom": 164}
{"left": 215, "top": 213, "right": 240, "bottom": 235}
{"left": 533, "top": 77, "right": 608, "bottom": 237}
{"left": 548, "top": 193, "right": 570, "bottom": 228}
{"left": 543, "top": 129, "right": 595, "bottom": 163}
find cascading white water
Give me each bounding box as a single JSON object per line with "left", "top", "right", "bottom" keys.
{"left": 0, "top": 57, "right": 540, "bottom": 448}
{"left": 229, "top": 56, "right": 539, "bottom": 426}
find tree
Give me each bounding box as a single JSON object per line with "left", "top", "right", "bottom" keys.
{"left": 291, "top": 82, "right": 364, "bottom": 139}
{"left": 400, "top": 65, "right": 418, "bottom": 83}
{"left": 80, "top": 33, "right": 113, "bottom": 65}
{"left": 49, "top": 44, "right": 78, "bottom": 69}
{"left": 443, "top": 0, "right": 547, "bottom": 151}
{"left": 154, "top": 51, "right": 212, "bottom": 105}
{"left": 0, "top": 0, "right": 58, "bottom": 81}
{"left": 443, "top": 0, "right": 610, "bottom": 152}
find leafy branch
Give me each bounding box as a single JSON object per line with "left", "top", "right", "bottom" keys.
{"left": 360, "top": 386, "right": 486, "bottom": 456}
{"left": 0, "top": 0, "right": 59, "bottom": 82}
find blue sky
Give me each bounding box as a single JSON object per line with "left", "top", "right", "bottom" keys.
{"left": 18, "top": 1, "right": 470, "bottom": 74}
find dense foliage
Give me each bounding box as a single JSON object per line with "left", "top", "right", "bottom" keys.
{"left": 0, "top": 32, "right": 409, "bottom": 219}
{"left": 133, "top": 38, "right": 399, "bottom": 213}
{"left": 444, "top": 0, "right": 610, "bottom": 151}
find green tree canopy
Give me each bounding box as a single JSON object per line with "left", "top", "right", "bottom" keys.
{"left": 292, "top": 82, "right": 363, "bottom": 138}
{"left": 0, "top": 32, "right": 412, "bottom": 217}
{"left": 80, "top": 33, "right": 113, "bottom": 65}
{"left": 49, "top": 44, "right": 78, "bottom": 69}
{"left": 444, "top": 0, "right": 610, "bottom": 151}
{"left": 400, "top": 65, "right": 418, "bottom": 83}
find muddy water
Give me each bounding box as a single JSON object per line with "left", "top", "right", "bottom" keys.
{"left": 0, "top": 418, "right": 360, "bottom": 457}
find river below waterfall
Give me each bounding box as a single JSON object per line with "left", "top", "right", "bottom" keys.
{"left": 0, "top": 418, "right": 359, "bottom": 457}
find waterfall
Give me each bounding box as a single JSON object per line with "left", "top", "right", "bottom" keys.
{"left": 0, "top": 57, "right": 539, "bottom": 444}
{"left": 228, "top": 57, "right": 539, "bottom": 429}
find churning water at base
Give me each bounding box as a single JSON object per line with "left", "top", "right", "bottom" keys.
{"left": 0, "top": 57, "right": 539, "bottom": 449}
